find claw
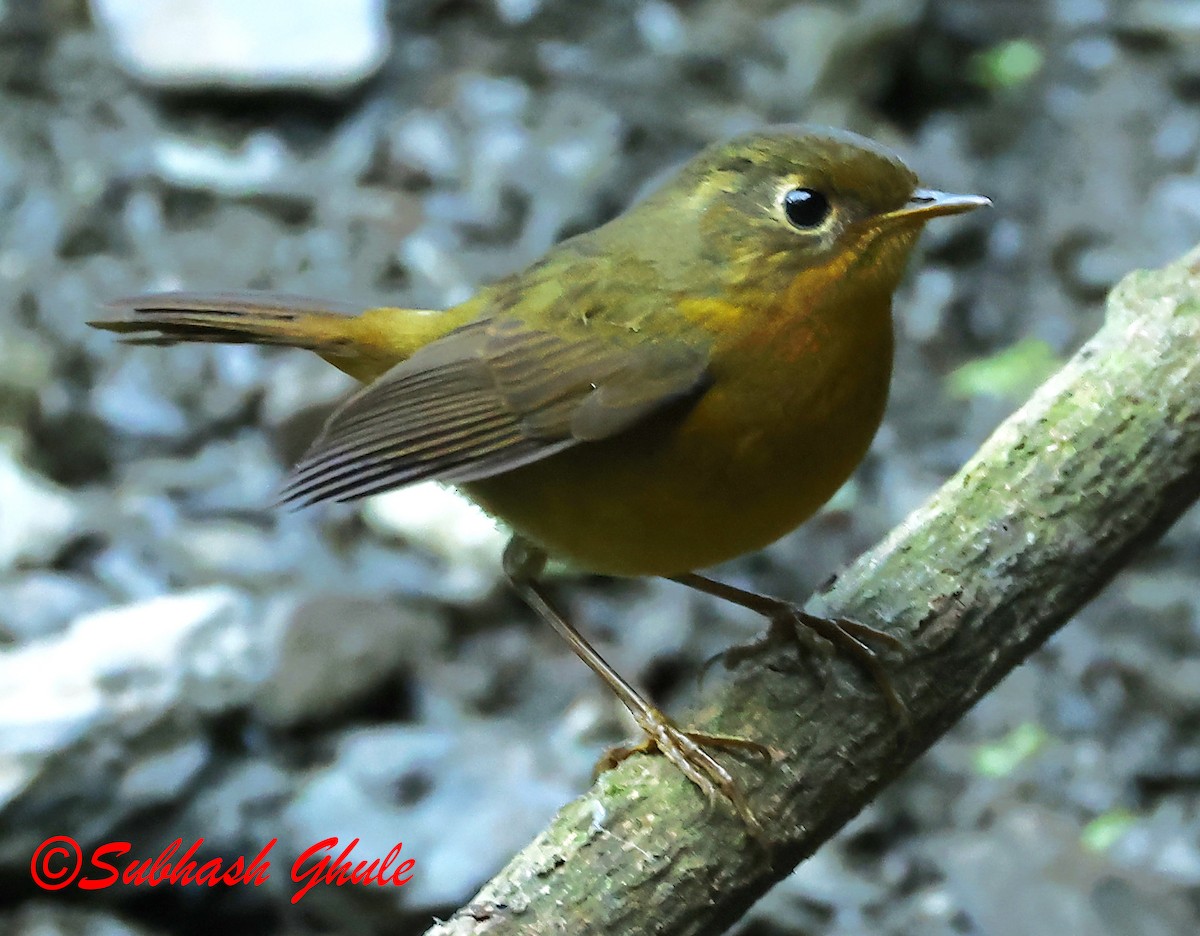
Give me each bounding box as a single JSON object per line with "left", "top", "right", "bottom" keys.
{"left": 776, "top": 608, "right": 910, "bottom": 727}
{"left": 671, "top": 572, "right": 909, "bottom": 728}
{"left": 597, "top": 707, "right": 776, "bottom": 843}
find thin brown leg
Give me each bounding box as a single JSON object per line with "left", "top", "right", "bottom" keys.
{"left": 503, "top": 537, "right": 777, "bottom": 838}
{"left": 670, "top": 572, "right": 909, "bottom": 725}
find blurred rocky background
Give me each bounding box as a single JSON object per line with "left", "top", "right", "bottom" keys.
{"left": 0, "top": 0, "right": 1198, "bottom": 934}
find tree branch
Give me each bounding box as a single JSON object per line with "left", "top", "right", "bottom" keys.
{"left": 423, "top": 246, "right": 1200, "bottom": 936}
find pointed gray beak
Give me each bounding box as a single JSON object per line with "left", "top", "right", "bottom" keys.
{"left": 887, "top": 188, "right": 992, "bottom": 223}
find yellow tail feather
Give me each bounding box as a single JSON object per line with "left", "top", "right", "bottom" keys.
{"left": 91, "top": 291, "right": 456, "bottom": 383}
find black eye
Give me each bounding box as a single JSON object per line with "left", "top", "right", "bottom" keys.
{"left": 782, "top": 188, "right": 830, "bottom": 229}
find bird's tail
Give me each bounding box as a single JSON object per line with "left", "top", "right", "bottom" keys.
{"left": 91, "top": 291, "right": 374, "bottom": 349}
{"left": 90, "top": 291, "right": 450, "bottom": 382}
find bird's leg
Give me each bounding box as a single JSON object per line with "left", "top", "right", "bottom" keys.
{"left": 670, "top": 572, "right": 909, "bottom": 724}
{"left": 502, "top": 537, "right": 778, "bottom": 837}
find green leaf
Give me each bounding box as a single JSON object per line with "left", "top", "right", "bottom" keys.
{"left": 972, "top": 722, "right": 1048, "bottom": 777}
{"left": 971, "top": 40, "right": 1044, "bottom": 91}
{"left": 1081, "top": 809, "right": 1137, "bottom": 852}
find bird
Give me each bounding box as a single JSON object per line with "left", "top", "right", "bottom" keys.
{"left": 91, "top": 124, "right": 990, "bottom": 834}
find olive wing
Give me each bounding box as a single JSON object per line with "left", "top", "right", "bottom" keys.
{"left": 278, "top": 317, "right": 710, "bottom": 506}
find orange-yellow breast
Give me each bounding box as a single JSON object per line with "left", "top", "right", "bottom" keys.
{"left": 462, "top": 284, "right": 895, "bottom": 576}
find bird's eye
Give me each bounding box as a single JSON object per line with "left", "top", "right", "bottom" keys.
{"left": 782, "top": 188, "right": 831, "bottom": 229}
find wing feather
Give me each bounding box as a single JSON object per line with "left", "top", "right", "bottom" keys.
{"left": 278, "top": 317, "right": 709, "bottom": 506}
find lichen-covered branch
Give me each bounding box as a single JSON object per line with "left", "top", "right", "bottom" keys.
{"left": 424, "top": 246, "right": 1200, "bottom": 936}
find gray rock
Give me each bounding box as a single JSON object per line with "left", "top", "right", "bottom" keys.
{"left": 928, "top": 806, "right": 1198, "bottom": 936}
{"left": 260, "top": 352, "right": 355, "bottom": 428}
{"left": 116, "top": 738, "right": 210, "bottom": 808}
{"left": 385, "top": 110, "right": 463, "bottom": 184}
{"left": 0, "top": 587, "right": 254, "bottom": 863}
{"left": 168, "top": 518, "right": 302, "bottom": 584}
{"left": 283, "top": 721, "right": 575, "bottom": 910}
{"left": 494, "top": 0, "right": 542, "bottom": 26}
{"left": 0, "top": 437, "right": 82, "bottom": 573}
{"left": 90, "top": 354, "right": 190, "bottom": 438}
{"left": 181, "top": 760, "right": 294, "bottom": 851}
{"left": 88, "top": 542, "right": 172, "bottom": 603}
{"left": 0, "top": 322, "right": 54, "bottom": 426}
{"left": 360, "top": 482, "right": 508, "bottom": 602}
{"left": 1145, "top": 175, "right": 1200, "bottom": 261}
{"left": 635, "top": 1, "right": 688, "bottom": 56}
{"left": 90, "top": 0, "right": 390, "bottom": 93}
{"left": 0, "top": 571, "right": 108, "bottom": 642}
{"left": 254, "top": 593, "right": 443, "bottom": 727}
{"left": 119, "top": 434, "right": 282, "bottom": 514}
{"left": 338, "top": 539, "right": 492, "bottom": 604}
{"left": 1110, "top": 799, "right": 1200, "bottom": 884}
{"left": 1121, "top": 0, "right": 1200, "bottom": 41}
{"left": 0, "top": 904, "right": 160, "bottom": 936}
{"left": 903, "top": 268, "right": 957, "bottom": 344}
{"left": 743, "top": 823, "right": 886, "bottom": 931}
{"left": 152, "top": 132, "right": 288, "bottom": 196}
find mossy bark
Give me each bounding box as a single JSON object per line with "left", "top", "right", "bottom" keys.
{"left": 424, "top": 246, "right": 1200, "bottom": 936}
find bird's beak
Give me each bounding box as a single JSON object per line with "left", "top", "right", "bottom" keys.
{"left": 884, "top": 188, "right": 992, "bottom": 224}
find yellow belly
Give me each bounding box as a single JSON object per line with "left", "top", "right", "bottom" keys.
{"left": 463, "top": 322, "right": 893, "bottom": 576}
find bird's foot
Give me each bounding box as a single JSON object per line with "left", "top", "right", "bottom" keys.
{"left": 705, "top": 603, "right": 909, "bottom": 726}
{"left": 596, "top": 706, "right": 782, "bottom": 842}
